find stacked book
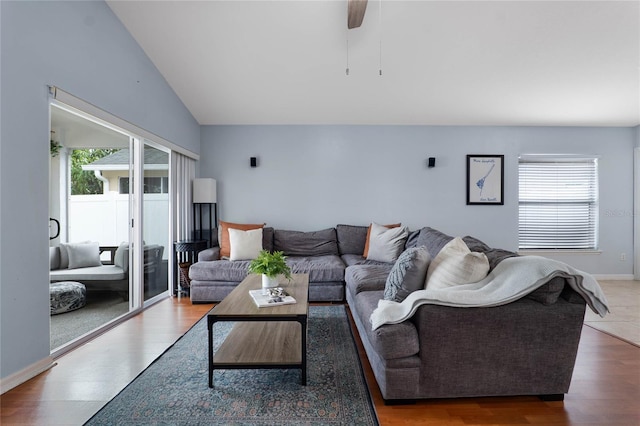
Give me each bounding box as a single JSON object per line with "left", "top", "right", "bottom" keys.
{"left": 249, "top": 288, "right": 296, "bottom": 307}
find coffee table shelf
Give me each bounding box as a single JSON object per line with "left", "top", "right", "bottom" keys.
{"left": 213, "top": 321, "right": 301, "bottom": 365}
{"left": 207, "top": 273, "right": 309, "bottom": 388}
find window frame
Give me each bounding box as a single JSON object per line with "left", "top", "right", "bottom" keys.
{"left": 518, "top": 155, "right": 600, "bottom": 252}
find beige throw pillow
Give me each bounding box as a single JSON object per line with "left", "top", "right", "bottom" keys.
{"left": 228, "top": 228, "right": 263, "bottom": 261}
{"left": 219, "top": 221, "right": 265, "bottom": 258}
{"left": 425, "top": 237, "right": 489, "bottom": 289}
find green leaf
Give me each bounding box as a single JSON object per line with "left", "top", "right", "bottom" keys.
{"left": 248, "top": 250, "right": 292, "bottom": 279}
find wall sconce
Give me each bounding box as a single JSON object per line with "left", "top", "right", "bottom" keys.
{"left": 428, "top": 157, "right": 436, "bottom": 168}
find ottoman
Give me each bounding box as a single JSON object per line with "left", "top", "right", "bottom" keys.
{"left": 50, "top": 281, "right": 86, "bottom": 315}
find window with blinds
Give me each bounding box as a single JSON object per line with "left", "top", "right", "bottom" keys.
{"left": 518, "top": 156, "right": 599, "bottom": 250}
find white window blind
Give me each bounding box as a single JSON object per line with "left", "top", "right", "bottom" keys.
{"left": 518, "top": 157, "right": 599, "bottom": 250}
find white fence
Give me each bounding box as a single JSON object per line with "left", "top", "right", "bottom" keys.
{"left": 68, "top": 193, "right": 169, "bottom": 259}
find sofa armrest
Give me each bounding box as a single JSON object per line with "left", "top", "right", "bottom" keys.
{"left": 198, "top": 247, "right": 221, "bottom": 261}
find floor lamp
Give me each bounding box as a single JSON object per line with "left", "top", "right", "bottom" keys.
{"left": 193, "top": 178, "right": 217, "bottom": 247}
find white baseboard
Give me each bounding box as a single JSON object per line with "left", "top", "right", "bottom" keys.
{"left": 0, "top": 357, "right": 56, "bottom": 395}
{"left": 592, "top": 274, "right": 635, "bottom": 281}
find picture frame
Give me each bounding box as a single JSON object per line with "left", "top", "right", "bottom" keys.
{"left": 466, "top": 155, "right": 504, "bottom": 205}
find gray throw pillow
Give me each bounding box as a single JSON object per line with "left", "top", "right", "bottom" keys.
{"left": 366, "top": 223, "right": 409, "bottom": 263}
{"left": 67, "top": 241, "right": 102, "bottom": 269}
{"left": 384, "top": 246, "right": 431, "bottom": 302}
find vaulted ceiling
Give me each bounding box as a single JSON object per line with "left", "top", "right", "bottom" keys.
{"left": 107, "top": 1, "right": 639, "bottom": 127}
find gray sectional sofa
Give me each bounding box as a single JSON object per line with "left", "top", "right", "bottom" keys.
{"left": 190, "top": 226, "right": 373, "bottom": 302}
{"left": 190, "top": 224, "right": 591, "bottom": 402}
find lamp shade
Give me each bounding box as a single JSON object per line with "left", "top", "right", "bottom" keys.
{"left": 193, "top": 178, "right": 217, "bottom": 203}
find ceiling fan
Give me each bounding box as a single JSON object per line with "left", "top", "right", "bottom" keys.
{"left": 348, "top": 0, "right": 368, "bottom": 29}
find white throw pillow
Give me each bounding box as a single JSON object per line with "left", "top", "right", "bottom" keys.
{"left": 66, "top": 241, "right": 102, "bottom": 269}
{"left": 228, "top": 227, "right": 263, "bottom": 261}
{"left": 59, "top": 240, "right": 90, "bottom": 269}
{"left": 366, "top": 222, "right": 409, "bottom": 263}
{"left": 425, "top": 237, "right": 489, "bottom": 289}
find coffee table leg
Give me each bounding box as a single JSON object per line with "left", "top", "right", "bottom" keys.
{"left": 300, "top": 316, "right": 307, "bottom": 385}
{"left": 208, "top": 317, "right": 215, "bottom": 388}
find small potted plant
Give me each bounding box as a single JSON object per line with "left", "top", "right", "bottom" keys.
{"left": 248, "top": 250, "right": 292, "bottom": 291}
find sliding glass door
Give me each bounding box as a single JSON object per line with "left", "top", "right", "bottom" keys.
{"left": 50, "top": 104, "right": 132, "bottom": 351}
{"left": 142, "top": 142, "right": 170, "bottom": 303}
{"left": 49, "top": 103, "right": 173, "bottom": 353}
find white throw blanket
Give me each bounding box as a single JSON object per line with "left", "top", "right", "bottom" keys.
{"left": 370, "top": 256, "right": 609, "bottom": 330}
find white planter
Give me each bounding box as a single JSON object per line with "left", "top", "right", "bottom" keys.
{"left": 261, "top": 274, "right": 279, "bottom": 293}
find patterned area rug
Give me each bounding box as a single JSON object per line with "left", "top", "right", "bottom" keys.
{"left": 86, "top": 305, "right": 379, "bottom": 425}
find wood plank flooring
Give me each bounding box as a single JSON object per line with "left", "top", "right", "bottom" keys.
{"left": 1, "top": 294, "right": 639, "bottom": 425}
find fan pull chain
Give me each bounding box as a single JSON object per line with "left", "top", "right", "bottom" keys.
{"left": 346, "top": 38, "right": 350, "bottom": 76}
{"left": 378, "top": 0, "right": 382, "bottom": 76}
{"left": 346, "top": 0, "right": 350, "bottom": 77}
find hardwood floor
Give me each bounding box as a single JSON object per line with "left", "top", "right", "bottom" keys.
{"left": 1, "top": 294, "right": 639, "bottom": 425}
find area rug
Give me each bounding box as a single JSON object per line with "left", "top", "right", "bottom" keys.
{"left": 85, "top": 305, "right": 379, "bottom": 425}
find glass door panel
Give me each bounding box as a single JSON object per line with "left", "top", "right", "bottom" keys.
{"left": 50, "top": 104, "right": 132, "bottom": 352}
{"left": 142, "top": 142, "right": 170, "bottom": 302}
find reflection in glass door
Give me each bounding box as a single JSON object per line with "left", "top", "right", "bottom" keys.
{"left": 142, "top": 142, "right": 170, "bottom": 302}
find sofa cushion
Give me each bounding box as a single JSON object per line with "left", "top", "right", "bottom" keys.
{"left": 526, "top": 276, "right": 566, "bottom": 305}
{"left": 426, "top": 237, "right": 489, "bottom": 289}
{"left": 50, "top": 247, "right": 61, "bottom": 270}
{"left": 353, "top": 290, "right": 420, "bottom": 360}
{"left": 462, "top": 235, "right": 518, "bottom": 271}
{"left": 345, "top": 264, "right": 393, "bottom": 294}
{"left": 66, "top": 241, "right": 102, "bottom": 269}
{"left": 262, "top": 227, "right": 275, "bottom": 252}
{"left": 50, "top": 265, "right": 126, "bottom": 281}
{"left": 341, "top": 254, "right": 391, "bottom": 267}
{"left": 286, "top": 255, "right": 345, "bottom": 282}
{"left": 219, "top": 221, "right": 265, "bottom": 258}
{"left": 404, "top": 229, "right": 422, "bottom": 250}
{"left": 228, "top": 228, "right": 263, "bottom": 261}
{"left": 336, "top": 224, "right": 368, "bottom": 255}
{"left": 198, "top": 247, "right": 221, "bottom": 262}
{"left": 366, "top": 223, "right": 409, "bottom": 263}
{"left": 414, "top": 227, "right": 454, "bottom": 258}
{"left": 274, "top": 228, "right": 339, "bottom": 257}
{"left": 384, "top": 246, "right": 431, "bottom": 302}
{"left": 188, "top": 259, "right": 251, "bottom": 282}
{"left": 114, "top": 242, "right": 128, "bottom": 268}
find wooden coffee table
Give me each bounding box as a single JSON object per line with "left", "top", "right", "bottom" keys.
{"left": 207, "top": 273, "right": 309, "bottom": 388}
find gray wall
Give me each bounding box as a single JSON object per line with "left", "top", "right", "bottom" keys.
{"left": 200, "top": 125, "right": 635, "bottom": 275}
{"left": 0, "top": 1, "right": 199, "bottom": 380}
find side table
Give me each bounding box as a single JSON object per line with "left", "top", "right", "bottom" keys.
{"left": 173, "top": 240, "right": 208, "bottom": 297}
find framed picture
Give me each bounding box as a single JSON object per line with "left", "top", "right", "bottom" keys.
{"left": 466, "top": 155, "right": 504, "bottom": 205}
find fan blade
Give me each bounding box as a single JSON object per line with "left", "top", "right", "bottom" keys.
{"left": 348, "top": 0, "right": 368, "bottom": 29}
